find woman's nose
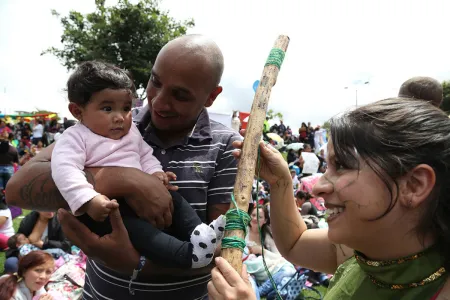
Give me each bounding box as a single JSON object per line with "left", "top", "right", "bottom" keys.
{"left": 312, "top": 173, "right": 334, "bottom": 197}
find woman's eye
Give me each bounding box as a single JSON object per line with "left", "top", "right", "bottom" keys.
{"left": 334, "top": 161, "right": 346, "bottom": 171}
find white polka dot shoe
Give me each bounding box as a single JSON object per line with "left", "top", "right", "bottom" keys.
{"left": 190, "top": 223, "right": 218, "bottom": 268}
{"left": 208, "top": 215, "right": 226, "bottom": 241}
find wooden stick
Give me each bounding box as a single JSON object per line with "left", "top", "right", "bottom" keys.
{"left": 221, "top": 35, "right": 290, "bottom": 273}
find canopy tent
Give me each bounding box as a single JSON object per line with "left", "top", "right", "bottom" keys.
{"left": 0, "top": 112, "right": 59, "bottom": 124}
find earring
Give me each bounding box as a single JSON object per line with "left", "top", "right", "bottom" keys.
{"left": 408, "top": 199, "right": 413, "bottom": 207}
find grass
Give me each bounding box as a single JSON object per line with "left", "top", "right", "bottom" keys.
{"left": 0, "top": 209, "right": 31, "bottom": 274}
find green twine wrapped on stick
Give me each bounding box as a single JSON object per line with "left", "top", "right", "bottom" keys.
{"left": 221, "top": 198, "right": 251, "bottom": 251}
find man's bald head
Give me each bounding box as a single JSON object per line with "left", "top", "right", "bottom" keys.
{"left": 159, "top": 34, "right": 224, "bottom": 89}
{"left": 398, "top": 76, "right": 443, "bottom": 107}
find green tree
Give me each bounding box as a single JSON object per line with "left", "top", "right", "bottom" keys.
{"left": 322, "top": 121, "right": 331, "bottom": 131}
{"left": 42, "top": 0, "right": 194, "bottom": 99}
{"left": 266, "top": 109, "right": 283, "bottom": 121}
{"left": 440, "top": 80, "right": 450, "bottom": 113}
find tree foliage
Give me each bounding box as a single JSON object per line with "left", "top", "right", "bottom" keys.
{"left": 440, "top": 80, "right": 450, "bottom": 113}
{"left": 266, "top": 109, "right": 283, "bottom": 120}
{"left": 322, "top": 121, "right": 331, "bottom": 131}
{"left": 42, "top": 0, "right": 194, "bottom": 99}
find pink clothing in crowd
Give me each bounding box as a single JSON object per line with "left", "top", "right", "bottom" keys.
{"left": 51, "top": 122, "right": 163, "bottom": 214}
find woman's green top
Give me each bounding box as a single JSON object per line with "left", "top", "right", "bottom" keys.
{"left": 324, "top": 246, "right": 446, "bottom": 299}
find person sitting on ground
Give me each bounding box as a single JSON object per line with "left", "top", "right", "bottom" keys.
{"left": 398, "top": 76, "right": 443, "bottom": 107}
{"left": 0, "top": 190, "right": 15, "bottom": 250}
{"left": 0, "top": 251, "right": 59, "bottom": 300}
{"left": 7, "top": 233, "right": 67, "bottom": 259}
{"left": 295, "top": 191, "right": 318, "bottom": 216}
{"left": 51, "top": 61, "right": 225, "bottom": 270}
{"left": 291, "top": 169, "right": 300, "bottom": 190}
{"left": 4, "top": 211, "right": 70, "bottom": 274}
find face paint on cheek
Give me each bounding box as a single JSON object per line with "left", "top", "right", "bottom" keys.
{"left": 323, "top": 170, "right": 372, "bottom": 209}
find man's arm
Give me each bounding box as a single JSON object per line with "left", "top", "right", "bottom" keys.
{"left": 6, "top": 143, "right": 172, "bottom": 222}
{"left": 6, "top": 144, "right": 69, "bottom": 210}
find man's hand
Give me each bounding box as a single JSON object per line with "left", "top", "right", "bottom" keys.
{"left": 126, "top": 171, "right": 174, "bottom": 229}
{"left": 84, "top": 195, "right": 119, "bottom": 222}
{"left": 57, "top": 207, "right": 140, "bottom": 274}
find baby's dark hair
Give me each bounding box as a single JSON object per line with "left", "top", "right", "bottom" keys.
{"left": 67, "top": 61, "right": 137, "bottom": 106}
{"left": 398, "top": 76, "right": 443, "bottom": 107}
{"left": 7, "top": 233, "right": 24, "bottom": 249}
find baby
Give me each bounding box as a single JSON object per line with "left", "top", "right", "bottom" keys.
{"left": 7, "top": 233, "right": 67, "bottom": 259}
{"left": 51, "top": 61, "right": 224, "bottom": 268}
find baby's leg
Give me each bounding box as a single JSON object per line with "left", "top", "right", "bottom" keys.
{"left": 169, "top": 191, "right": 221, "bottom": 268}
{"left": 123, "top": 217, "right": 195, "bottom": 268}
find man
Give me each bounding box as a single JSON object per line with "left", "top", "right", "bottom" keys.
{"left": 32, "top": 120, "right": 44, "bottom": 145}
{"left": 278, "top": 120, "right": 286, "bottom": 135}
{"left": 6, "top": 34, "right": 242, "bottom": 299}
{"left": 398, "top": 76, "right": 443, "bottom": 107}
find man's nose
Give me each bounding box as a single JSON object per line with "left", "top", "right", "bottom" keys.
{"left": 151, "top": 90, "right": 171, "bottom": 111}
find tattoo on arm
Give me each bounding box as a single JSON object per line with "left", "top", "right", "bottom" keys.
{"left": 19, "top": 169, "right": 96, "bottom": 211}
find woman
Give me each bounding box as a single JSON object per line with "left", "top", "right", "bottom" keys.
{"left": 298, "top": 123, "right": 307, "bottom": 142}
{"left": 4, "top": 211, "right": 70, "bottom": 274}
{"left": 208, "top": 98, "right": 450, "bottom": 299}
{"left": 246, "top": 204, "right": 278, "bottom": 256}
{"left": 0, "top": 251, "right": 56, "bottom": 300}
{"left": 0, "top": 191, "right": 15, "bottom": 250}
{"left": 244, "top": 205, "right": 297, "bottom": 300}
{"left": 0, "top": 130, "right": 19, "bottom": 189}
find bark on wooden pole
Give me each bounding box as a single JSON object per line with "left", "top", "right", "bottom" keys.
{"left": 221, "top": 35, "right": 290, "bottom": 273}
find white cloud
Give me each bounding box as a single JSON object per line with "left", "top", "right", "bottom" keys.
{"left": 1, "top": 0, "right": 449, "bottom": 129}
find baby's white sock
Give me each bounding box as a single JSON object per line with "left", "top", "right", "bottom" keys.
{"left": 190, "top": 223, "right": 218, "bottom": 268}
{"left": 209, "top": 215, "right": 226, "bottom": 241}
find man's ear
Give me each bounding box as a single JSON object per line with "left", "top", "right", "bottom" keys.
{"left": 68, "top": 103, "right": 83, "bottom": 121}
{"left": 400, "top": 164, "right": 436, "bottom": 208}
{"left": 205, "top": 86, "right": 223, "bottom": 108}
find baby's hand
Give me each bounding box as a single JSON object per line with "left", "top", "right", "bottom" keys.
{"left": 165, "top": 171, "right": 178, "bottom": 191}
{"left": 154, "top": 171, "right": 178, "bottom": 191}
{"left": 87, "top": 195, "right": 119, "bottom": 222}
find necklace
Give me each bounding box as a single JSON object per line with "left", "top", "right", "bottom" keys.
{"left": 355, "top": 250, "right": 447, "bottom": 290}
{"left": 368, "top": 267, "right": 446, "bottom": 290}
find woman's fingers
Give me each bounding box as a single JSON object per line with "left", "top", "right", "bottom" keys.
{"left": 207, "top": 279, "right": 222, "bottom": 300}
{"left": 214, "top": 257, "right": 244, "bottom": 287}
{"left": 210, "top": 266, "right": 232, "bottom": 296}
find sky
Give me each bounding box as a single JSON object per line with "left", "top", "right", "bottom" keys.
{"left": 1, "top": 0, "right": 450, "bottom": 130}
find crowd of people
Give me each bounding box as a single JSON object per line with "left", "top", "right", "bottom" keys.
{"left": 0, "top": 31, "right": 449, "bottom": 300}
